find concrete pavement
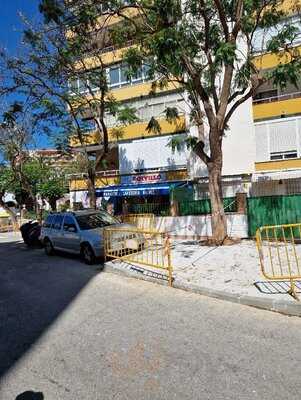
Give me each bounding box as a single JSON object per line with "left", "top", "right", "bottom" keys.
{"left": 1, "top": 236, "right": 301, "bottom": 399}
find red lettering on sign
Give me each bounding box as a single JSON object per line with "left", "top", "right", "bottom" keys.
{"left": 133, "top": 174, "right": 162, "bottom": 183}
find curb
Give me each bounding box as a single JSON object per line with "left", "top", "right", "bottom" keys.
{"left": 103, "top": 261, "right": 301, "bottom": 317}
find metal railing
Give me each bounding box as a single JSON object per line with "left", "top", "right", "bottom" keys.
{"left": 253, "top": 91, "right": 301, "bottom": 105}
{"left": 104, "top": 227, "right": 173, "bottom": 286}
{"left": 67, "top": 165, "right": 187, "bottom": 180}
{"left": 256, "top": 223, "right": 301, "bottom": 300}
{"left": 128, "top": 203, "right": 170, "bottom": 216}
{"left": 122, "top": 213, "right": 155, "bottom": 231}
{"left": 0, "top": 221, "right": 20, "bottom": 234}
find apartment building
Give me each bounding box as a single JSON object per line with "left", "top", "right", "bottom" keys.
{"left": 68, "top": 3, "right": 255, "bottom": 212}
{"left": 252, "top": 1, "right": 301, "bottom": 196}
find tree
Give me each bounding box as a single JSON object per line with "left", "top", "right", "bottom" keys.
{"left": 0, "top": 0, "right": 138, "bottom": 208}
{"left": 22, "top": 158, "right": 66, "bottom": 211}
{"left": 0, "top": 165, "right": 18, "bottom": 222}
{"left": 107, "top": 0, "right": 301, "bottom": 243}
{"left": 0, "top": 103, "right": 37, "bottom": 213}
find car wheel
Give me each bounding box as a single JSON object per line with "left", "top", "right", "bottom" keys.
{"left": 81, "top": 244, "right": 96, "bottom": 265}
{"left": 44, "top": 238, "right": 55, "bottom": 256}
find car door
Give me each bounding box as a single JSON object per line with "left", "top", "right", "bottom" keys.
{"left": 51, "top": 214, "right": 64, "bottom": 249}
{"left": 61, "top": 215, "right": 81, "bottom": 253}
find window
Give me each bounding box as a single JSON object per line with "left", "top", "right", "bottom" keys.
{"left": 53, "top": 215, "right": 63, "bottom": 230}
{"left": 44, "top": 215, "right": 55, "bottom": 228}
{"left": 142, "top": 63, "right": 151, "bottom": 80}
{"left": 76, "top": 211, "right": 119, "bottom": 230}
{"left": 78, "top": 78, "right": 87, "bottom": 92}
{"left": 108, "top": 62, "right": 150, "bottom": 89}
{"left": 252, "top": 16, "right": 301, "bottom": 53}
{"left": 270, "top": 151, "right": 298, "bottom": 160}
{"left": 109, "top": 67, "right": 120, "bottom": 87}
{"left": 63, "top": 216, "right": 77, "bottom": 232}
{"left": 253, "top": 89, "right": 278, "bottom": 102}
{"left": 101, "top": 2, "right": 109, "bottom": 12}
{"left": 69, "top": 79, "right": 79, "bottom": 94}
{"left": 68, "top": 62, "right": 151, "bottom": 96}
{"left": 79, "top": 118, "right": 96, "bottom": 132}
{"left": 88, "top": 75, "right": 100, "bottom": 91}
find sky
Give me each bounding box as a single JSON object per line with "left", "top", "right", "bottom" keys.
{"left": 0, "top": 1, "right": 40, "bottom": 53}
{"left": 0, "top": 1, "right": 51, "bottom": 149}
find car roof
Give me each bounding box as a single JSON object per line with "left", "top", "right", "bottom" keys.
{"left": 72, "top": 209, "right": 102, "bottom": 216}
{"left": 47, "top": 209, "right": 103, "bottom": 217}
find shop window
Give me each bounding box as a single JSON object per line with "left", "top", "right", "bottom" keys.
{"left": 270, "top": 151, "right": 298, "bottom": 160}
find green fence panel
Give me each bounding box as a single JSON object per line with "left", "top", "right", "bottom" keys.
{"left": 179, "top": 197, "right": 236, "bottom": 216}
{"left": 247, "top": 194, "right": 301, "bottom": 237}
{"left": 129, "top": 203, "right": 170, "bottom": 216}
{"left": 171, "top": 185, "right": 194, "bottom": 202}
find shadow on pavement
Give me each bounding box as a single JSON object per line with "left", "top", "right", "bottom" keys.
{"left": 0, "top": 238, "right": 100, "bottom": 379}
{"left": 254, "top": 280, "right": 301, "bottom": 294}
{"left": 16, "top": 391, "right": 44, "bottom": 400}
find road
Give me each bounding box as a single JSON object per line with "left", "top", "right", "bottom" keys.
{"left": 0, "top": 233, "right": 301, "bottom": 400}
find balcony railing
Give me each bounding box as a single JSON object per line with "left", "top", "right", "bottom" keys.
{"left": 253, "top": 91, "right": 301, "bottom": 105}
{"left": 68, "top": 165, "right": 187, "bottom": 180}
{"left": 97, "top": 39, "right": 135, "bottom": 56}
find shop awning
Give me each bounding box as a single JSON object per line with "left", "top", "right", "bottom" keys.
{"left": 96, "top": 181, "right": 188, "bottom": 197}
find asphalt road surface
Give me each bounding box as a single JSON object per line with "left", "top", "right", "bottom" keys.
{"left": 1, "top": 234, "right": 301, "bottom": 400}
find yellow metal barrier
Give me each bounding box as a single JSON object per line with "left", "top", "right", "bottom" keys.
{"left": 0, "top": 222, "right": 19, "bottom": 233}
{"left": 256, "top": 223, "right": 301, "bottom": 300}
{"left": 104, "top": 226, "right": 173, "bottom": 286}
{"left": 122, "top": 213, "right": 155, "bottom": 231}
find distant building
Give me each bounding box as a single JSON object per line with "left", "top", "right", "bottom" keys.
{"left": 28, "top": 149, "right": 76, "bottom": 170}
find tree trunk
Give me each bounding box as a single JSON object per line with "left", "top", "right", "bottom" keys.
{"left": 208, "top": 162, "right": 228, "bottom": 244}
{"left": 87, "top": 170, "right": 97, "bottom": 209}
{"left": 48, "top": 198, "right": 57, "bottom": 211}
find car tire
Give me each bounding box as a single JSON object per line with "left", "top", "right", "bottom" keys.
{"left": 44, "top": 238, "right": 55, "bottom": 256}
{"left": 81, "top": 244, "right": 96, "bottom": 265}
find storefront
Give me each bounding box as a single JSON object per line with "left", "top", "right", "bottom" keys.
{"left": 96, "top": 180, "right": 190, "bottom": 215}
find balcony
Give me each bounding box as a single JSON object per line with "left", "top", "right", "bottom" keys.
{"left": 70, "top": 115, "right": 186, "bottom": 148}
{"left": 253, "top": 91, "right": 301, "bottom": 121}
{"left": 68, "top": 165, "right": 189, "bottom": 191}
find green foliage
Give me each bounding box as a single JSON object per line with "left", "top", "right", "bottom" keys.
{"left": 0, "top": 165, "right": 15, "bottom": 195}
{"left": 39, "top": 0, "right": 64, "bottom": 24}
{"left": 146, "top": 117, "right": 162, "bottom": 135}
{"left": 165, "top": 107, "right": 179, "bottom": 123}
{"left": 116, "top": 0, "right": 301, "bottom": 134}
{"left": 117, "top": 106, "right": 139, "bottom": 125}
{"left": 38, "top": 178, "right": 65, "bottom": 202}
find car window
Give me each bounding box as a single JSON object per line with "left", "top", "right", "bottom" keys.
{"left": 44, "top": 215, "right": 54, "bottom": 228}
{"left": 53, "top": 215, "right": 63, "bottom": 230}
{"left": 63, "top": 216, "right": 77, "bottom": 232}
{"left": 76, "top": 211, "right": 119, "bottom": 231}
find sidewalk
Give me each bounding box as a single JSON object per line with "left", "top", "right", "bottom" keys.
{"left": 104, "top": 239, "right": 301, "bottom": 317}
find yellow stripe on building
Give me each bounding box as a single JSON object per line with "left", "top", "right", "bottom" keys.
{"left": 70, "top": 176, "right": 120, "bottom": 191}
{"left": 110, "top": 81, "right": 181, "bottom": 102}
{"left": 255, "top": 159, "right": 301, "bottom": 172}
{"left": 253, "top": 45, "right": 301, "bottom": 70}
{"left": 253, "top": 97, "right": 301, "bottom": 121}
{"left": 74, "top": 44, "right": 136, "bottom": 70}
{"left": 70, "top": 115, "right": 186, "bottom": 147}
{"left": 166, "top": 169, "right": 188, "bottom": 181}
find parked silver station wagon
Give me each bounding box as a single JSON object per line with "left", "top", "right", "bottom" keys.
{"left": 40, "top": 209, "right": 141, "bottom": 264}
